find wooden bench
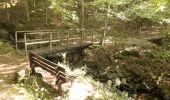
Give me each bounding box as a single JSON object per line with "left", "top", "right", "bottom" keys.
{"left": 28, "top": 52, "right": 69, "bottom": 95}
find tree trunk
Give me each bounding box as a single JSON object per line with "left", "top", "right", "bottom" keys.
{"left": 5, "top": 3, "right": 10, "bottom": 22}
{"left": 100, "top": 20, "right": 107, "bottom": 45}
{"left": 45, "top": 0, "right": 48, "bottom": 25}
{"left": 81, "top": 0, "right": 84, "bottom": 30}
{"left": 79, "top": 0, "right": 84, "bottom": 45}
{"left": 100, "top": 5, "right": 110, "bottom": 45}
{"left": 24, "top": 0, "right": 30, "bottom": 23}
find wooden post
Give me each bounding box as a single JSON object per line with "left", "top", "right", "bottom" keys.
{"left": 55, "top": 67, "right": 66, "bottom": 95}
{"left": 72, "top": 29, "right": 74, "bottom": 44}
{"left": 15, "top": 31, "right": 18, "bottom": 51}
{"left": 112, "top": 35, "right": 114, "bottom": 44}
{"left": 24, "top": 33, "right": 28, "bottom": 54}
{"left": 156, "top": 27, "right": 159, "bottom": 38}
{"left": 147, "top": 27, "right": 149, "bottom": 35}
{"left": 67, "top": 32, "right": 69, "bottom": 50}
{"left": 58, "top": 32, "right": 61, "bottom": 45}
{"left": 114, "top": 36, "right": 117, "bottom": 46}
{"left": 29, "top": 53, "right": 35, "bottom": 75}
{"left": 49, "top": 33, "right": 53, "bottom": 53}
{"left": 57, "top": 32, "right": 60, "bottom": 38}
{"left": 91, "top": 29, "right": 94, "bottom": 44}
{"left": 81, "top": 29, "right": 83, "bottom": 46}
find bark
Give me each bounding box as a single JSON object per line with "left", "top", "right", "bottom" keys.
{"left": 5, "top": 2, "right": 10, "bottom": 22}
{"left": 24, "top": 0, "right": 30, "bottom": 23}
{"left": 100, "top": 5, "right": 110, "bottom": 45}
{"left": 45, "top": 0, "right": 48, "bottom": 25}
{"left": 81, "top": 0, "right": 84, "bottom": 30}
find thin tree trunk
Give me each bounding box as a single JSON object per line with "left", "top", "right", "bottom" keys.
{"left": 100, "top": 20, "right": 107, "bottom": 45}
{"left": 5, "top": 3, "right": 10, "bottom": 22}
{"left": 24, "top": 0, "right": 30, "bottom": 23}
{"left": 81, "top": 0, "right": 84, "bottom": 30}
{"left": 80, "top": 0, "right": 84, "bottom": 45}
{"left": 45, "top": 0, "right": 48, "bottom": 25}
{"left": 100, "top": 5, "right": 110, "bottom": 45}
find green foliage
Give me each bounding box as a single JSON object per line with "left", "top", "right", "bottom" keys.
{"left": 0, "top": 41, "right": 14, "bottom": 55}
{"left": 89, "top": 0, "right": 170, "bottom": 23}
{"left": 152, "top": 51, "right": 170, "bottom": 61}
{"left": 50, "top": 0, "right": 79, "bottom": 23}
{"left": 15, "top": 70, "right": 57, "bottom": 100}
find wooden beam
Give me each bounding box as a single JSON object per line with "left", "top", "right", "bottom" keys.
{"left": 24, "top": 33, "right": 28, "bottom": 54}
{"left": 91, "top": 30, "right": 94, "bottom": 44}
{"left": 49, "top": 33, "right": 53, "bottom": 53}
{"left": 15, "top": 31, "right": 18, "bottom": 50}
{"left": 67, "top": 32, "right": 69, "bottom": 50}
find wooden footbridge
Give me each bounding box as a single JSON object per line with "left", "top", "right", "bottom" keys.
{"left": 17, "top": 29, "right": 103, "bottom": 95}
{"left": 16, "top": 29, "right": 164, "bottom": 95}
{"left": 15, "top": 29, "right": 103, "bottom": 55}
{"left": 29, "top": 52, "right": 74, "bottom": 95}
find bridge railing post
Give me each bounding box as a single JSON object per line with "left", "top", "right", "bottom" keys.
{"left": 55, "top": 67, "right": 66, "bottom": 95}
{"left": 91, "top": 29, "right": 94, "bottom": 44}
{"left": 28, "top": 52, "right": 35, "bottom": 75}
{"left": 49, "top": 33, "right": 53, "bottom": 53}
{"left": 24, "top": 33, "right": 28, "bottom": 54}
{"left": 67, "top": 32, "right": 69, "bottom": 50}
{"left": 15, "top": 31, "right": 18, "bottom": 51}
{"left": 81, "top": 29, "right": 84, "bottom": 46}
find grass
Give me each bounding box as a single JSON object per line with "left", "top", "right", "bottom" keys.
{"left": 0, "top": 41, "right": 15, "bottom": 55}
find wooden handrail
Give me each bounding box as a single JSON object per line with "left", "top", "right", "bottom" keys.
{"left": 29, "top": 52, "right": 70, "bottom": 95}
{"left": 15, "top": 29, "right": 104, "bottom": 54}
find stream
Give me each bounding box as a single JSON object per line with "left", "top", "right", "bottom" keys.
{"left": 42, "top": 50, "right": 169, "bottom": 100}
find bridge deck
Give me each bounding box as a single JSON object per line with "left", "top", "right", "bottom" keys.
{"left": 29, "top": 43, "right": 92, "bottom": 55}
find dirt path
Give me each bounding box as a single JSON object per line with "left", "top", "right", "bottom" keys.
{"left": 0, "top": 53, "right": 28, "bottom": 100}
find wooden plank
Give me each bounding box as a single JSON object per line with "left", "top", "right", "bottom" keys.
{"left": 32, "top": 60, "right": 56, "bottom": 75}
{"left": 25, "top": 32, "right": 58, "bottom": 35}
{"left": 26, "top": 41, "right": 50, "bottom": 45}
{"left": 92, "top": 30, "right": 94, "bottom": 44}
{"left": 32, "top": 57, "right": 56, "bottom": 71}
{"left": 16, "top": 31, "right": 33, "bottom": 33}
{"left": 16, "top": 30, "right": 57, "bottom": 33}
{"left": 17, "top": 38, "right": 61, "bottom": 43}
{"left": 49, "top": 33, "right": 53, "bottom": 53}
{"left": 24, "top": 33, "right": 28, "bottom": 54}
{"left": 55, "top": 70, "right": 66, "bottom": 78}
{"left": 15, "top": 32, "right": 18, "bottom": 50}
{"left": 81, "top": 32, "right": 83, "bottom": 45}
{"left": 56, "top": 75, "right": 66, "bottom": 84}
{"left": 26, "top": 37, "right": 81, "bottom": 45}
{"left": 26, "top": 40, "right": 60, "bottom": 45}
{"left": 69, "top": 37, "right": 80, "bottom": 40}
{"left": 31, "top": 53, "right": 59, "bottom": 68}
{"left": 67, "top": 33, "right": 69, "bottom": 50}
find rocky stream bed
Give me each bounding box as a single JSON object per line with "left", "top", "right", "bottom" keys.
{"left": 44, "top": 36, "right": 170, "bottom": 100}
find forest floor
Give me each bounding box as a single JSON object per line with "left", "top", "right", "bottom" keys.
{"left": 0, "top": 53, "right": 28, "bottom": 100}
{"left": 0, "top": 34, "right": 169, "bottom": 100}
{"left": 0, "top": 52, "right": 59, "bottom": 100}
